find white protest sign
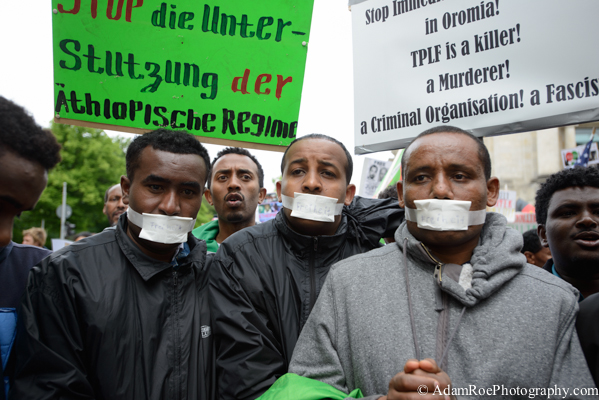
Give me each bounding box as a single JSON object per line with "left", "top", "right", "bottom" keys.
{"left": 487, "top": 189, "right": 516, "bottom": 223}
{"left": 351, "top": 0, "right": 599, "bottom": 154}
{"left": 359, "top": 157, "right": 393, "bottom": 197}
{"left": 561, "top": 142, "right": 599, "bottom": 168}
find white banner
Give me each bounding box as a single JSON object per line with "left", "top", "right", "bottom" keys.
{"left": 352, "top": 0, "right": 599, "bottom": 154}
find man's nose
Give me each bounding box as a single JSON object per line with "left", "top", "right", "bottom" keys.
{"left": 228, "top": 175, "right": 241, "bottom": 191}
{"left": 576, "top": 209, "right": 599, "bottom": 229}
{"left": 431, "top": 175, "right": 453, "bottom": 199}
{"left": 158, "top": 191, "right": 181, "bottom": 215}
{"left": 302, "top": 170, "right": 322, "bottom": 193}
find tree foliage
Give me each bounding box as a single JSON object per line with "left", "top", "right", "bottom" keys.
{"left": 13, "top": 123, "right": 129, "bottom": 245}
{"left": 13, "top": 123, "right": 218, "bottom": 247}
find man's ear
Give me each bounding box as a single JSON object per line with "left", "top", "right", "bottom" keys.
{"left": 120, "top": 175, "right": 130, "bottom": 205}
{"left": 344, "top": 184, "right": 356, "bottom": 206}
{"left": 204, "top": 188, "right": 214, "bottom": 206}
{"left": 396, "top": 181, "right": 405, "bottom": 208}
{"left": 538, "top": 224, "right": 549, "bottom": 248}
{"left": 258, "top": 187, "right": 267, "bottom": 204}
{"left": 276, "top": 181, "right": 282, "bottom": 202}
{"left": 523, "top": 251, "right": 536, "bottom": 265}
{"left": 485, "top": 177, "right": 500, "bottom": 207}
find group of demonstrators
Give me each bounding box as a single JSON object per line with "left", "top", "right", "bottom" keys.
{"left": 1, "top": 94, "right": 599, "bottom": 399}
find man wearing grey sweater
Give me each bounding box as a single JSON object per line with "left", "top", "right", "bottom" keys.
{"left": 289, "top": 126, "right": 597, "bottom": 399}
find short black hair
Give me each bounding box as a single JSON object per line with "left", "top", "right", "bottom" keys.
{"left": 378, "top": 185, "right": 398, "bottom": 200}
{"left": 126, "top": 129, "right": 210, "bottom": 183}
{"left": 281, "top": 134, "right": 353, "bottom": 184}
{"left": 401, "top": 125, "right": 491, "bottom": 180}
{"left": 0, "top": 96, "right": 61, "bottom": 170}
{"left": 535, "top": 166, "right": 599, "bottom": 225}
{"left": 104, "top": 183, "right": 121, "bottom": 203}
{"left": 207, "top": 147, "right": 264, "bottom": 189}
{"left": 521, "top": 229, "right": 543, "bottom": 254}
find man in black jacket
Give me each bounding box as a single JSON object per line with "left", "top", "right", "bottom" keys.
{"left": 11, "top": 129, "right": 214, "bottom": 400}
{"left": 210, "top": 134, "right": 404, "bottom": 400}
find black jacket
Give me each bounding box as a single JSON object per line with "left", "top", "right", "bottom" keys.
{"left": 210, "top": 197, "right": 404, "bottom": 400}
{"left": 10, "top": 216, "right": 214, "bottom": 400}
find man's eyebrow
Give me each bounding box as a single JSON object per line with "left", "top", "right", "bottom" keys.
{"left": 141, "top": 174, "right": 170, "bottom": 184}
{"left": 214, "top": 168, "right": 232, "bottom": 175}
{"left": 287, "top": 158, "right": 307, "bottom": 167}
{"left": 236, "top": 168, "right": 254, "bottom": 176}
{"left": 0, "top": 195, "right": 23, "bottom": 209}
{"left": 181, "top": 181, "right": 202, "bottom": 189}
{"left": 318, "top": 160, "right": 339, "bottom": 169}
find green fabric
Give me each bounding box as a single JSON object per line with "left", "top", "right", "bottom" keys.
{"left": 191, "top": 219, "right": 219, "bottom": 253}
{"left": 256, "top": 373, "right": 363, "bottom": 400}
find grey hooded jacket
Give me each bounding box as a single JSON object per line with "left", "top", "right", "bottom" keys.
{"left": 289, "top": 213, "right": 597, "bottom": 399}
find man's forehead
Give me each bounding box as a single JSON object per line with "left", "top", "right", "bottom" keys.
{"left": 107, "top": 184, "right": 121, "bottom": 196}
{"left": 549, "top": 186, "right": 599, "bottom": 208}
{"left": 405, "top": 133, "right": 480, "bottom": 168}
{"left": 285, "top": 138, "right": 347, "bottom": 167}
{"left": 213, "top": 153, "right": 257, "bottom": 173}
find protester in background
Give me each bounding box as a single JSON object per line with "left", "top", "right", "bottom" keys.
{"left": 209, "top": 134, "right": 405, "bottom": 400}
{"left": 73, "top": 231, "right": 93, "bottom": 242}
{"left": 103, "top": 183, "right": 127, "bottom": 226}
{"left": 0, "top": 96, "right": 61, "bottom": 400}
{"left": 289, "top": 126, "right": 595, "bottom": 399}
{"left": 192, "top": 147, "right": 266, "bottom": 253}
{"left": 378, "top": 185, "right": 401, "bottom": 244}
{"left": 536, "top": 166, "right": 599, "bottom": 299}
{"left": 11, "top": 129, "right": 214, "bottom": 400}
{"left": 521, "top": 228, "right": 552, "bottom": 267}
{"left": 21, "top": 227, "right": 47, "bottom": 248}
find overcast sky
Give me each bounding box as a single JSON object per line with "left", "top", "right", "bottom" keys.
{"left": 0, "top": 1, "right": 394, "bottom": 194}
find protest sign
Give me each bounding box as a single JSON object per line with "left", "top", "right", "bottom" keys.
{"left": 51, "top": 0, "right": 315, "bottom": 150}
{"left": 561, "top": 142, "right": 599, "bottom": 168}
{"left": 487, "top": 189, "right": 516, "bottom": 223}
{"left": 351, "top": 0, "right": 599, "bottom": 154}
{"left": 359, "top": 157, "right": 392, "bottom": 197}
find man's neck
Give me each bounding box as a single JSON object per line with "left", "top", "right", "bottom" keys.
{"left": 423, "top": 236, "right": 480, "bottom": 265}
{"left": 216, "top": 219, "right": 255, "bottom": 244}
{"left": 554, "top": 263, "right": 599, "bottom": 298}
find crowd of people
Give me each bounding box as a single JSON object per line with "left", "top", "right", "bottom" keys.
{"left": 1, "top": 94, "right": 599, "bottom": 400}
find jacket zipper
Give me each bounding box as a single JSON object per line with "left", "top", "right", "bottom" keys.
{"left": 420, "top": 243, "right": 444, "bottom": 284}
{"left": 173, "top": 270, "right": 181, "bottom": 400}
{"left": 309, "top": 237, "right": 318, "bottom": 313}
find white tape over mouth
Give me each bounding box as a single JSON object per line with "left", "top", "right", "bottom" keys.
{"left": 281, "top": 193, "right": 344, "bottom": 222}
{"left": 405, "top": 199, "right": 486, "bottom": 231}
{"left": 127, "top": 207, "right": 196, "bottom": 244}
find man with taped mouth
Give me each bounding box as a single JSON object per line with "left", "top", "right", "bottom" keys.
{"left": 192, "top": 147, "right": 266, "bottom": 253}
{"left": 11, "top": 129, "right": 214, "bottom": 400}
{"left": 209, "top": 133, "right": 405, "bottom": 400}
{"left": 288, "top": 126, "right": 595, "bottom": 399}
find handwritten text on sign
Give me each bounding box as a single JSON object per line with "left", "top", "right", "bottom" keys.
{"left": 52, "top": 0, "right": 315, "bottom": 148}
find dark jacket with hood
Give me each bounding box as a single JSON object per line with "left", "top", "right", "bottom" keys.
{"left": 10, "top": 216, "right": 214, "bottom": 400}
{"left": 209, "top": 196, "right": 404, "bottom": 400}
{"left": 289, "top": 214, "right": 596, "bottom": 399}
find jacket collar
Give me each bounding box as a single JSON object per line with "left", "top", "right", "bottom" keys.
{"left": 274, "top": 211, "right": 350, "bottom": 257}
{"left": 396, "top": 212, "right": 526, "bottom": 307}
{"left": 115, "top": 216, "right": 206, "bottom": 281}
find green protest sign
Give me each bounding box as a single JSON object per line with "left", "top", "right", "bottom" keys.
{"left": 51, "top": 0, "right": 315, "bottom": 150}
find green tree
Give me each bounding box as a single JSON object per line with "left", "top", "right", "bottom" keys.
{"left": 14, "top": 123, "right": 130, "bottom": 245}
